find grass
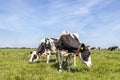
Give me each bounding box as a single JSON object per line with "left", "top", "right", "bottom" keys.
{"left": 0, "top": 49, "right": 120, "bottom": 80}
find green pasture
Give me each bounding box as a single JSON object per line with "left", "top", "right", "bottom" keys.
{"left": 0, "top": 49, "right": 120, "bottom": 80}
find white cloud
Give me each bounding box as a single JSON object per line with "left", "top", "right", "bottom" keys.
{"left": 73, "top": 7, "right": 89, "bottom": 15}
{"left": 0, "top": 0, "right": 37, "bottom": 32}
{"left": 112, "top": 24, "right": 120, "bottom": 32}
{"left": 0, "top": 40, "right": 36, "bottom": 48}
{"left": 0, "top": 0, "right": 119, "bottom": 48}
{"left": 72, "top": 0, "right": 105, "bottom": 15}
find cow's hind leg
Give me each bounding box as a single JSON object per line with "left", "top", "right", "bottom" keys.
{"left": 57, "top": 50, "right": 62, "bottom": 73}
{"left": 46, "top": 50, "right": 51, "bottom": 64}
{"left": 68, "top": 53, "right": 72, "bottom": 72}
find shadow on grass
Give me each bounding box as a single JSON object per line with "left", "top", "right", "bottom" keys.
{"left": 71, "top": 67, "right": 89, "bottom": 73}
{"left": 51, "top": 62, "right": 89, "bottom": 73}
{"left": 35, "top": 59, "right": 56, "bottom": 63}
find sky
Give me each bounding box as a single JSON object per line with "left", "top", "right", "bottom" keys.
{"left": 0, "top": 0, "right": 120, "bottom": 48}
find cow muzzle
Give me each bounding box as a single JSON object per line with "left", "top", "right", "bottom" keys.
{"left": 86, "top": 63, "right": 92, "bottom": 68}
{"left": 28, "top": 60, "right": 33, "bottom": 64}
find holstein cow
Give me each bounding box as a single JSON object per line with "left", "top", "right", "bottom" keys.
{"left": 90, "top": 47, "right": 96, "bottom": 50}
{"left": 29, "top": 37, "right": 77, "bottom": 66}
{"left": 29, "top": 38, "right": 58, "bottom": 63}
{"left": 56, "top": 30, "right": 92, "bottom": 72}
{"left": 108, "top": 46, "right": 119, "bottom": 51}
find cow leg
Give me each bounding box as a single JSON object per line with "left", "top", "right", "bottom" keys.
{"left": 57, "top": 50, "right": 62, "bottom": 73}
{"left": 74, "top": 54, "right": 76, "bottom": 66}
{"left": 55, "top": 52, "right": 59, "bottom": 62}
{"left": 68, "top": 53, "right": 72, "bottom": 72}
{"left": 46, "top": 50, "right": 51, "bottom": 64}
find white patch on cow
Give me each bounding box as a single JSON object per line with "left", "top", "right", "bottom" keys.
{"left": 70, "top": 33, "right": 79, "bottom": 39}
{"left": 40, "top": 38, "right": 46, "bottom": 43}
{"left": 79, "top": 53, "right": 92, "bottom": 68}
{"left": 49, "top": 39, "right": 54, "bottom": 45}
{"left": 41, "top": 49, "right": 54, "bottom": 64}
{"left": 61, "top": 50, "right": 68, "bottom": 57}
{"left": 70, "top": 33, "right": 75, "bottom": 39}
{"left": 61, "top": 30, "right": 70, "bottom": 35}
{"left": 73, "top": 33, "right": 79, "bottom": 39}
{"left": 59, "top": 30, "right": 80, "bottom": 40}
{"left": 29, "top": 51, "right": 39, "bottom": 63}
{"left": 46, "top": 39, "right": 49, "bottom": 45}
{"left": 49, "top": 39, "right": 57, "bottom": 52}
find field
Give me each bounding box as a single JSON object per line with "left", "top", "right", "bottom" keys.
{"left": 0, "top": 49, "right": 120, "bottom": 80}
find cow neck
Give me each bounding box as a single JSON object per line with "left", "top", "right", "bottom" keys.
{"left": 75, "top": 47, "right": 80, "bottom": 56}
{"left": 36, "top": 51, "right": 39, "bottom": 55}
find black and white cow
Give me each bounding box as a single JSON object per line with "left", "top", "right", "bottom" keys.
{"left": 29, "top": 38, "right": 78, "bottom": 66}
{"left": 90, "top": 47, "right": 96, "bottom": 50}
{"left": 56, "top": 30, "right": 92, "bottom": 72}
{"left": 108, "top": 46, "right": 119, "bottom": 51}
{"left": 29, "top": 38, "right": 58, "bottom": 63}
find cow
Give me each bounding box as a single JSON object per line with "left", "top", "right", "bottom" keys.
{"left": 29, "top": 36, "right": 78, "bottom": 66}
{"left": 108, "top": 46, "right": 119, "bottom": 51}
{"left": 90, "top": 47, "right": 96, "bottom": 50}
{"left": 98, "top": 47, "right": 101, "bottom": 50}
{"left": 56, "top": 30, "right": 92, "bottom": 72}
{"left": 29, "top": 38, "right": 58, "bottom": 63}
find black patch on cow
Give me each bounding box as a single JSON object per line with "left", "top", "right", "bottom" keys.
{"left": 32, "top": 54, "right": 37, "bottom": 61}
{"left": 45, "top": 38, "right": 51, "bottom": 50}
{"left": 57, "top": 34, "right": 80, "bottom": 52}
{"left": 81, "top": 49, "right": 90, "bottom": 61}
{"left": 50, "top": 38, "right": 58, "bottom": 47}
{"left": 36, "top": 42, "right": 45, "bottom": 54}
{"left": 80, "top": 44, "right": 90, "bottom": 61}
{"left": 36, "top": 38, "right": 57, "bottom": 54}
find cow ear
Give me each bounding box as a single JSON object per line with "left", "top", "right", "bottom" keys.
{"left": 79, "top": 43, "right": 85, "bottom": 51}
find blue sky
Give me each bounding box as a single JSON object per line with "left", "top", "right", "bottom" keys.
{"left": 0, "top": 0, "right": 120, "bottom": 48}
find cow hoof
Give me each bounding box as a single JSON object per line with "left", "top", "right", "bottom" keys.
{"left": 28, "top": 61, "right": 33, "bottom": 64}
{"left": 59, "top": 70, "right": 62, "bottom": 73}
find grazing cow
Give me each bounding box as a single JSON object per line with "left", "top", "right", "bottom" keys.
{"left": 108, "top": 46, "right": 119, "bottom": 51}
{"left": 56, "top": 30, "right": 92, "bottom": 72}
{"left": 29, "top": 38, "right": 58, "bottom": 63}
{"left": 90, "top": 47, "right": 96, "bottom": 50}
{"left": 98, "top": 47, "right": 101, "bottom": 50}
{"left": 29, "top": 37, "right": 77, "bottom": 66}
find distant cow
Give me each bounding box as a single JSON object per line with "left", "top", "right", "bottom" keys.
{"left": 98, "top": 47, "right": 101, "bottom": 50}
{"left": 108, "top": 46, "right": 119, "bottom": 51}
{"left": 56, "top": 30, "right": 92, "bottom": 72}
{"left": 29, "top": 38, "right": 58, "bottom": 63}
{"left": 90, "top": 47, "right": 96, "bottom": 50}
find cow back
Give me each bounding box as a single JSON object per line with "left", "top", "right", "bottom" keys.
{"left": 57, "top": 34, "right": 80, "bottom": 52}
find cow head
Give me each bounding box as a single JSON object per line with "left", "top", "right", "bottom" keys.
{"left": 29, "top": 51, "right": 39, "bottom": 63}
{"left": 77, "top": 43, "right": 92, "bottom": 68}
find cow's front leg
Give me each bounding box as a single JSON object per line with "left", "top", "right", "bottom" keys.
{"left": 74, "top": 54, "right": 76, "bottom": 66}
{"left": 55, "top": 52, "right": 59, "bottom": 62}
